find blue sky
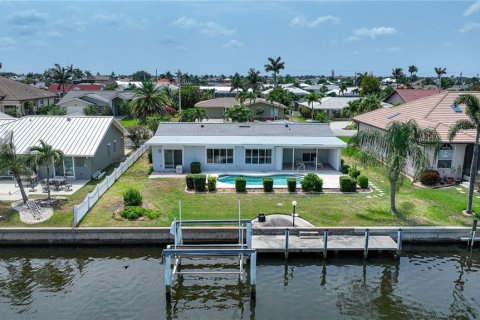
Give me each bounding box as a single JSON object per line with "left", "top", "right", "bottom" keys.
{"left": 1, "top": 1, "right": 480, "bottom": 77}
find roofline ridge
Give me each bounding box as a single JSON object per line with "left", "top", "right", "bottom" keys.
{"left": 424, "top": 91, "right": 449, "bottom": 119}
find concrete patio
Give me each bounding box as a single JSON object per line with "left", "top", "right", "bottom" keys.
{"left": 0, "top": 179, "right": 90, "bottom": 201}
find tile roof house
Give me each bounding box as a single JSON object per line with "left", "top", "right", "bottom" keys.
{"left": 194, "top": 97, "right": 287, "bottom": 121}
{"left": 47, "top": 83, "right": 104, "bottom": 95}
{"left": 355, "top": 91, "right": 480, "bottom": 179}
{"left": 0, "top": 76, "right": 56, "bottom": 116}
{"left": 0, "top": 115, "right": 127, "bottom": 180}
{"left": 147, "top": 122, "right": 346, "bottom": 173}
{"left": 384, "top": 88, "right": 439, "bottom": 105}
{"left": 57, "top": 91, "right": 133, "bottom": 115}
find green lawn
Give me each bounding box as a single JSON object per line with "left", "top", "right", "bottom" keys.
{"left": 78, "top": 153, "right": 478, "bottom": 227}
{"left": 119, "top": 119, "right": 138, "bottom": 128}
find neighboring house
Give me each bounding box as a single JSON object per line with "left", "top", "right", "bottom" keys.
{"left": 298, "top": 97, "right": 360, "bottom": 120}
{"left": 147, "top": 122, "right": 346, "bottom": 173}
{"left": 384, "top": 89, "right": 439, "bottom": 105}
{"left": 57, "top": 91, "right": 133, "bottom": 115}
{"left": 0, "top": 76, "right": 56, "bottom": 116}
{"left": 354, "top": 91, "right": 480, "bottom": 179}
{"left": 48, "top": 83, "right": 104, "bottom": 96}
{"left": 262, "top": 85, "right": 309, "bottom": 97}
{"left": 0, "top": 111, "right": 15, "bottom": 126}
{"left": 194, "top": 97, "right": 287, "bottom": 120}
{"left": 199, "top": 86, "right": 240, "bottom": 98}
{"left": 0, "top": 115, "right": 127, "bottom": 180}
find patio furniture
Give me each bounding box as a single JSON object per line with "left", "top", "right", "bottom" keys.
{"left": 316, "top": 163, "right": 324, "bottom": 170}
{"left": 40, "top": 180, "right": 48, "bottom": 193}
{"left": 92, "top": 170, "right": 105, "bottom": 180}
{"left": 64, "top": 183, "right": 72, "bottom": 191}
{"left": 296, "top": 162, "right": 305, "bottom": 172}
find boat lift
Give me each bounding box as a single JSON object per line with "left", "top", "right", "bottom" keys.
{"left": 162, "top": 201, "right": 257, "bottom": 299}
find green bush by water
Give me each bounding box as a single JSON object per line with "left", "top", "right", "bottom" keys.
{"left": 119, "top": 206, "right": 161, "bottom": 220}
{"left": 301, "top": 173, "right": 323, "bottom": 192}
{"left": 287, "top": 178, "right": 297, "bottom": 192}
{"left": 193, "top": 174, "right": 206, "bottom": 192}
{"left": 263, "top": 178, "right": 273, "bottom": 192}
{"left": 235, "top": 177, "right": 247, "bottom": 192}
{"left": 208, "top": 176, "right": 217, "bottom": 192}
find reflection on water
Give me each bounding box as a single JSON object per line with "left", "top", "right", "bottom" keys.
{"left": 0, "top": 245, "right": 478, "bottom": 320}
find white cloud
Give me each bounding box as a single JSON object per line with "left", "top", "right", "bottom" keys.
{"left": 172, "top": 16, "right": 236, "bottom": 37}
{"left": 0, "top": 37, "right": 16, "bottom": 50}
{"left": 8, "top": 9, "right": 47, "bottom": 34}
{"left": 28, "top": 39, "right": 48, "bottom": 47}
{"left": 223, "top": 39, "right": 243, "bottom": 50}
{"left": 346, "top": 26, "right": 397, "bottom": 41}
{"left": 460, "top": 22, "right": 480, "bottom": 33}
{"left": 385, "top": 47, "right": 401, "bottom": 53}
{"left": 290, "top": 15, "right": 339, "bottom": 28}
{"left": 94, "top": 12, "right": 123, "bottom": 24}
{"left": 94, "top": 12, "right": 146, "bottom": 30}
{"left": 464, "top": 1, "right": 480, "bottom": 16}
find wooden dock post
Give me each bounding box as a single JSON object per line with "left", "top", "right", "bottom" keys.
{"left": 470, "top": 219, "right": 478, "bottom": 248}
{"left": 246, "top": 223, "right": 253, "bottom": 249}
{"left": 165, "top": 254, "right": 172, "bottom": 299}
{"left": 250, "top": 251, "right": 257, "bottom": 299}
{"left": 363, "top": 229, "right": 369, "bottom": 259}
{"left": 284, "top": 228, "right": 289, "bottom": 259}
{"left": 323, "top": 229, "right": 328, "bottom": 259}
{"left": 397, "top": 228, "right": 403, "bottom": 256}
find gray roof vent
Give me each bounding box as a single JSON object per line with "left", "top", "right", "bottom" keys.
{"left": 387, "top": 112, "right": 401, "bottom": 119}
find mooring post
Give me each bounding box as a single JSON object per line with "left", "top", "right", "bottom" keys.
{"left": 323, "top": 229, "right": 328, "bottom": 259}
{"left": 397, "top": 228, "right": 403, "bottom": 256}
{"left": 285, "top": 228, "right": 290, "bottom": 259}
{"left": 246, "top": 222, "right": 253, "bottom": 249}
{"left": 165, "top": 254, "right": 172, "bottom": 299}
{"left": 470, "top": 219, "right": 478, "bottom": 248}
{"left": 364, "top": 229, "right": 370, "bottom": 259}
{"left": 250, "top": 251, "right": 257, "bottom": 299}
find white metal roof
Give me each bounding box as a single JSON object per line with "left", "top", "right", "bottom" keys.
{"left": 0, "top": 116, "right": 128, "bottom": 157}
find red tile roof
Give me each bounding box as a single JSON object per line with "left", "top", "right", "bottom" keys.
{"left": 157, "top": 78, "right": 176, "bottom": 85}
{"left": 48, "top": 83, "right": 104, "bottom": 93}
{"left": 390, "top": 89, "right": 439, "bottom": 103}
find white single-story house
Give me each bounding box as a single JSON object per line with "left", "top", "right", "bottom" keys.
{"left": 146, "top": 122, "right": 346, "bottom": 173}
{"left": 298, "top": 96, "right": 360, "bottom": 119}
{"left": 262, "top": 85, "right": 309, "bottom": 98}
{"left": 57, "top": 91, "right": 133, "bottom": 115}
{"left": 194, "top": 97, "right": 287, "bottom": 121}
{"left": 0, "top": 115, "right": 128, "bottom": 180}
{"left": 354, "top": 91, "right": 480, "bottom": 179}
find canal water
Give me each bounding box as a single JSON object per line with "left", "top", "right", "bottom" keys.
{"left": 0, "top": 245, "right": 478, "bottom": 320}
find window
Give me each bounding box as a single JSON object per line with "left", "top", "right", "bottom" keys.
{"left": 302, "top": 152, "right": 316, "bottom": 162}
{"left": 245, "top": 149, "right": 272, "bottom": 164}
{"left": 107, "top": 143, "right": 111, "bottom": 156}
{"left": 206, "top": 148, "right": 233, "bottom": 164}
{"left": 54, "top": 157, "right": 75, "bottom": 177}
{"left": 113, "top": 140, "right": 117, "bottom": 153}
{"left": 438, "top": 144, "right": 453, "bottom": 168}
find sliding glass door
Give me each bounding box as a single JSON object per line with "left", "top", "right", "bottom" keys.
{"left": 54, "top": 157, "right": 75, "bottom": 177}
{"left": 164, "top": 149, "right": 183, "bottom": 169}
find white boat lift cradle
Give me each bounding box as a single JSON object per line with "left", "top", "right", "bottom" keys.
{"left": 162, "top": 203, "right": 256, "bottom": 300}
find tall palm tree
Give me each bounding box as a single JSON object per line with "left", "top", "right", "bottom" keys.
{"left": 236, "top": 91, "right": 249, "bottom": 105}
{"left": 449, "top": 94, "right": 480, "bottom": 214}
{"left": 246, "top": 91, "right": 257, "bottom": 105}
{"left": 391, "top": 68, "right": 403, "bottom": 88}
{"left": 229, "top": 72, "right": 244, "bottom": 94}
{"left": 339, "top": 82, "right": 348, "bottom": 96}
{"left": 0, "top": 132, "right": 30, "bottom": 204}
{"left": 264, "top": 56, "right": 285, "bottom": 87}
{"left": 408, "top": 65, "right": 418, "bottom": 78}
{"left": 355, "top": 72, "right": 368, "bottom": 87}
{"left": 353, "top": 120, "right": 441, "bottom": 214}
{"left": 28, "top": 140, "right": 64, "bottom": 200}
{"left": 131, "top": 80, "right": 171, "bottom": 119}
{"left": 246, "top": 68, "right": 262, "bottom": 93}
{"left": 434, "top": 67, "right": 447, "bottom": 93}
{"left": 305, "top": 92, "right": 320, "bottom": 120}
{"left": 50, "top": 64, "right": 72, "bottom": 96}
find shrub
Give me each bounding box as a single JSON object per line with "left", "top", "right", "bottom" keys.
{"left": 185, "top": 174, "right": 195, "bottom": 190}
{"left": 101, "top": 107, "right": 113, "bottom": 116}
{"left": 119, "top": 206, "right": 144, "bottom": 220}
{"left": 165, "top": 106, "right": 177, "bottom": 116}
{"left": 357, "top": 175, "right": 369, "bottom": 189}
{"left": 340, "top": 159, "right": 350, "bottom": 174}
{"left": 193, "top": 174, "right": 206, "bottom": 192}
{"left": 235, "top": 177, "right": 247, "bottom": 192}
{"left": 83, "top": 104, "right": 99, "bottom": 116}
{"left": 208, "top": 176, "right": 217, "bottom": 192}
{"left": 144, "top": 209, "right": 161, "bottom": 220}
{"left": 348, "top": 165, "right": 361, "bottom": 179}
{"left": 339, "top": 176, "right": 357, "bottom": 192}
{"left": 263, "top": 178, "right": 273, "bottom": 192}
{"left": 191, "top": 162, "right": 201, "bottom": 174}
{"left": 299, "top": 105, "right": 311, "bottom": 118}
{"left": 148, "top": 149, "right": 152, "bottom": 163}
{"left": 420, "top": 170, "right": 441, "bottom": 186}
{"left": 314, "top": 110, "right": 329, "bottom": 123}
{"left": 287, "top": 178, "right": 297, "bottom": 192}
{"left": 127, "top": 125, "right": 151, "bottom": 148}
{"left": 123, "top": 187, "right": 142, "bottom": 206}
{"left": 301, "top": 173, "right": 323, "bottom": 192}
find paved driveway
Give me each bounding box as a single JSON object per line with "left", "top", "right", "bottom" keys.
{"left": 330, "top": 121, "right": 357, "bottom": 137}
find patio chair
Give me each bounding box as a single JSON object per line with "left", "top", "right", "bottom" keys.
{"left": 64, "top": 183, "right": 72, "bottom": 191}
{"left": 316, "top": 163, "right": 324, "bottom": 170}
{"left": 40, "top": 180, "right": 48, "bottom": 193}
{"left": 296, "top": 162, "right": 305, "bottom": 172}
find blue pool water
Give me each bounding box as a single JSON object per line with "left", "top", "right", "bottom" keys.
{"left": 217, "top": 174, "right": 303, "bottom": 186}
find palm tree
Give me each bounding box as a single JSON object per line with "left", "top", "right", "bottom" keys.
{"left": 230, "top": 72, "right": 244, "bottom": 94}
{"left": 191, "top": 108, "right": 208, "bottom": 122}
{"left": 264, "top": 56, "right": 285, "bottom": 87}
{"left": 355, "top": 72, "right": 368, "bottom": 87}
{"left": 408, "top": 65, "right": 418, "bottom": 79}
{"left": 246, "top": 68, "right": 262, "bottom": 93}
{"left": 353, "top": 120, "right": 441, "bottom": 214}
{"left": 50, "top": 64, "right": 72, "bottom": 96}
{"left": 131, "top": 80, "right": 171, "bottom": 119}
{"left": 246, "top": 91, "right": 257, "bottom": 105}
{"left": 28, "top": 140, "right": 64, "bottom": 200}
{"left": 449, "top": 94, "right": 480, "bottom": 214}
{"left": 391, "top": 68, "right": 403, "bottom": 88}
{"left": 236, "top": 91, "right": 249, "bottom": 105}
{"left": 434, "top": 67, "right": 447, "bottom": 93}
{"left": 339, "top": 82, "right": 348, "bottom": 96}
{"left": 0, "top": 132, "right": 30, "bottom": 203}
{"left": 305, "top": 92, "right": 320, "bottom": 120}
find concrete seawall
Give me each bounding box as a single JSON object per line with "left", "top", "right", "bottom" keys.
{"left": 0, "top": 226, "right": 474, "bottom": 245}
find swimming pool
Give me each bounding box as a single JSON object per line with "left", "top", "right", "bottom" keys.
{"left": 217, "top": 174, "right": 303, "bottom": 187}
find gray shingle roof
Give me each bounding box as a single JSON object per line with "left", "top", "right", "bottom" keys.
{"left": 0, "top": 76, "right": 56, "bottom": 101}
{"left": 58, "top": 90, "right": 133, "bottom": 105}
{"left": 195, "top": 97, "right": 287, "bottom": 109}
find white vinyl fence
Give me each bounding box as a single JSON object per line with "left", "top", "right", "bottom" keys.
{"left": 72, "top": 144, "right": 149, "bottom": 227}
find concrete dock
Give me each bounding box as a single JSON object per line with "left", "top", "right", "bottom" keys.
{"left": 252, "top": 234, "right": 398, "bottom": 253}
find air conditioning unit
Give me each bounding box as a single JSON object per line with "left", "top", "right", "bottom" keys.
{"left": 176, "top": 165, "right": 183, "bottom": 174}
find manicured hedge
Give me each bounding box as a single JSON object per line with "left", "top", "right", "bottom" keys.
{"left": 208, "top": 176, "right": 217, "bottom": 192}
{"left": 419, "top": 170, "right": 440, "bottom": 186}
{"left": 191, "top": 162, "right": 201, "bottom": 174}
{"left": 185, "top": 174, "right": 195, "bottom": 190}
{"left": 301, "top": 173, "right": 323, "bottom": 192}
{"left": 348, "top": 165, "right": 361, "bottom": 179}
{"left": 339, "top": 176, "right": 357, "bottom": 192}
{"left": 119, "top": 206, "right": 161, "bottom": 220}
{"left": 235, "top": 177, "right": 247, "bottom": 192}
{"left": 287, "top": 178, "right": 297, "bottom": 192}
{"left": 263, "top": 177, "right": 273, "bottom": 192}
{"left": 193, "top": 174, "right": 206, "bottom": 192}
{"left": 357, "top": 175, "right": 369, "bottom": 189}
{"left": 340, "top": 159, "right": 350, "bottom": 174}
{"left": 123, "top": 187, "right": 142, "bottom": 206}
